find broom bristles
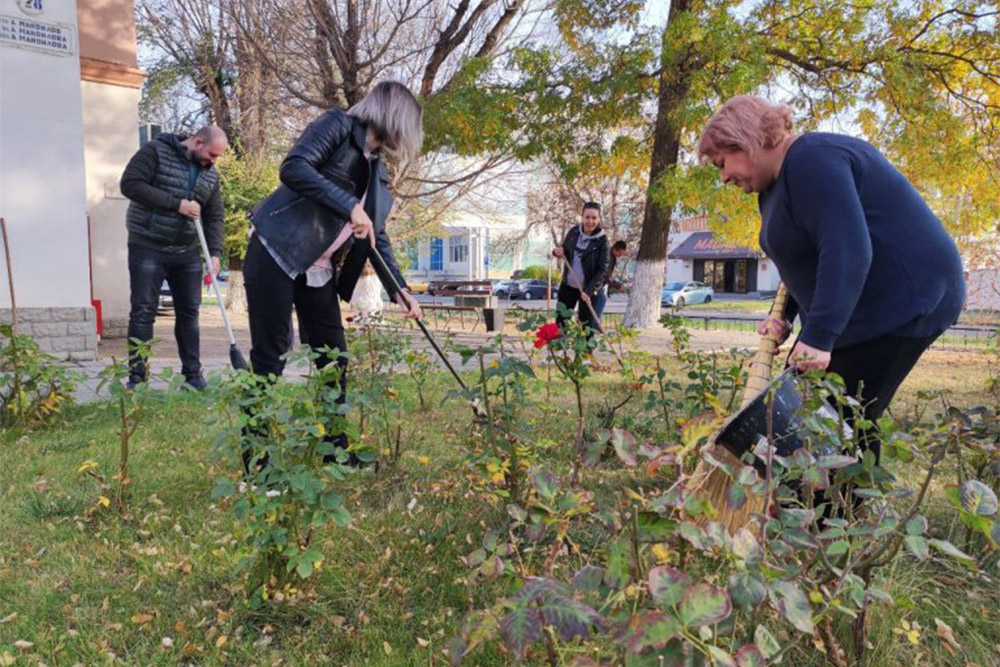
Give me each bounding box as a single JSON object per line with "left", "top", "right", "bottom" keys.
{"left": 689, "top": 445, "right": 764, "bottom": 534}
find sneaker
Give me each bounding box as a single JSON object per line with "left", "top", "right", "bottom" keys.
{"left": 183, "top": 375, "right": 208, "bottom": 391}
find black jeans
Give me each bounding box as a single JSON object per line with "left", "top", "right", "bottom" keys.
{"left": 127, "top": 243, "right": 203, "bottom": 381}
{"left": 825, "top": 333, "right": 939, "bottom": 461}
{"left": 243, "top": 234, "right": 349, "bottom": 469}
{"left": 555, "top": 283, "right": 599, "bottom": 334}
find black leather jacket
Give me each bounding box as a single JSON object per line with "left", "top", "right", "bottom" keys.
{"left": 559, "top": 225, "right": 610, "bottom": 296}
{"left": 250, "top": 109, "right": 407, "bottom": 300}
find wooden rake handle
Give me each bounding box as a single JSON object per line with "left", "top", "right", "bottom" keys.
{"left": 740, "top": 283, "right": 789, "bottom": 409}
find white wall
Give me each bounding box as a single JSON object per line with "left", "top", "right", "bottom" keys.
{"left": 757, "top": 258, "right": 782, "bottom": 292}
{"left": 0, "top": 0, "right": 91, "bottom": 308}
{"left": 80, "top": 79, "right": 139, "bottom": 327}
{"left": 664, "top": 231, "right": 695, "bottom": 284}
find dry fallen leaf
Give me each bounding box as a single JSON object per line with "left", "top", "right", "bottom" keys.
{"left": 130, "top": 613, "right": 154, "bottom": 625}
{"left": 0, "top": 652, "right": 14, "bottom": 666}
{"left": 935, "top": 618, "right": 960, "bottom": 652}
{"left": 382, "top": 641, "right": 392, "bottom": 656}
{"left": 215, "top": 635, "right": 228, "bottom": 649}
{"left": 161, "top": 637, "right": 174, "bottom": 648}
{"left": 416, "top": 637, "right": 430, "bottom": 648}
{"left": 13, "top": 641, "right": 33, "bottom": 650}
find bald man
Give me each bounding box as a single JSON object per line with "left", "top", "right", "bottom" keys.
{"left": 120, "top": 125, "right": 229, "bottom": 390}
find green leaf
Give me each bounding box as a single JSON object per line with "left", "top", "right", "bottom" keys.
{"left": 770, "top": 581, "right": 814, "bottom": 635}
{"left": 637, "top": 512, "right": 678, "bottom": 543}
{"left": 604, "top": 541, "right": 630, "bottom": 590}
{"left": 904, "top": 535, "right": 929, "bottom": 560}
{"left": 960, "top": 480, "right": 998, "bottom": 516}
{"left": 928, "top": 539, "right": 974, "bottom": 561}
{"left": 330, "top": 505, "right": 351, "bottom": 527}
{"left": 754, "top": 624, "right": 781, "bottom": 660}
{"left": 294, "top": 556, "right": 313, "bottom": 579}
{"left": 679, "top": 583, "right": 731, "bottom": 628}
{"left": 572, "top": 565, "right": 605, "bottom": 592}
{"left": 706, "top": 645, "right": 736, "bottom": 666}
{"left": 624, "top": 610, "right": 682, "bottom": 653}
{"left": 728, "top": 573, "right": 766, "bottom": 612}
{"left": 735, "top": 644, "right": 766, "bottom": 667}
{"left": 825, "top": 540, "right": 850, "bottom": 557}
{"left": 816, "top": 454, "right": 857, "bottom": 469}
{"left": 533, "top": 469, "right": 559, "bottom": 501}
{"left": 905, "top": 515, "right": 928, "bottom": 536}
{"left": 648, "top": 566, "right": 691, "bottom": 608}
{"left": 611, "top": 428, "right": 638, "bottom": 467}
{"left": 211, "top": 478, "right": 235, "bottom": 499}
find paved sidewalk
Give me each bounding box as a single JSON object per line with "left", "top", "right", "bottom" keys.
{"left": 65, "top": 306, "right": 763, "bottom": 404}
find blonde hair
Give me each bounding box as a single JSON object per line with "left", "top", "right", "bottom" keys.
{"left": 348, "top": 81, "right": 424, "bottom": 162}
{"left": 698, "top": 95, "right": 794, "bottom": 161}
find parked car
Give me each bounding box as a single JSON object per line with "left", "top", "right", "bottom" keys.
{"left": 511, "top": 279, "right": 556, "bottom": 301}
{"left": 660, "top": 281, "right": 713, "bottom": 308}
{"left": 158, "top": 279, "right": 173, "bottom": 312}
{"left": 493, "top": 280, "right": 518, "bottom": 298}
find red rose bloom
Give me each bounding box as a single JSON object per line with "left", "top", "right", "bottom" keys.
{"left": 534, "top": 323, "right": 562, "bottom": 348}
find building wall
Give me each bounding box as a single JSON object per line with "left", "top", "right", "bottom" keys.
{"left": 0, "top": 0, "right": 97, "bottom": 358}
{"left": 80, "top": 80, "right": 140, "bottom": 336}
{"left": 77, "top": 0, "right": 142, "bottom": 337}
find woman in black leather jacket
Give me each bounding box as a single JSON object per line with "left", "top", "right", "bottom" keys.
{"left": 243, "top": 81, "right": 423, "bottom": 458}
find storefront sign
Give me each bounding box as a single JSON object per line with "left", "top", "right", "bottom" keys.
{"left": 0, "top": 14, "right": 75, "bottom": 56}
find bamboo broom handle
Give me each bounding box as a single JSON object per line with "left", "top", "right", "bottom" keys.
{"left": 740, "top": 283, "right": 789, "bottom": 409}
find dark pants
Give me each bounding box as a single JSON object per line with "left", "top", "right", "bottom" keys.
{"left": 592, "top": 286, "right": 609, "bottom": 319}
{"left": 243, "top": 234, "right": 348, "bottom": 469}
{"left": 555, "top": 283, "right": 600, "bottom": 333}
{"left": 825, "top": 333, "right": 939, "bottom": 460}
{"left": 127, "top": 243, "right": 203, "bottom": 382}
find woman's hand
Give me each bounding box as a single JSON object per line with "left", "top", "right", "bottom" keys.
{"left": 395, "top": 289, "right": 422, "bottom": 319}
{"left": 789, "top": 340, "right": 831, "bottom": 371}
{"left": 757, "top": 316, "right": 793, "bottom": 344}
{"left": 552, "top": 247, "right": 564, "bottom": 258}
{"left": 350, "top": 203, "right": 376, "bottom": 249}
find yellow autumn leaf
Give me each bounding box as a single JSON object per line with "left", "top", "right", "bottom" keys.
{"left": 417, "top": 456, "right": 430, "bottom": 466}
{"left": 77, "top": 460, "right": 99, "bottom": 474}
{"left": 216, "top": 635, "right": 228, "bottom": 648}
{"left": 383, "top": 641, "right": 393, "bottom": 655}
{"left": 130, "top": 613, "right": 154, "bottom": 625}
{"left": 98, "top": 496, "right": 111, "bottom": 508}
{"left": 651, "top": 543, "right": 670, "bottom": 563}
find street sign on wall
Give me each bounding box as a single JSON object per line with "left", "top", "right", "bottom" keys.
{"left": 0, "top": 13, "right": 75, "bottom": 56}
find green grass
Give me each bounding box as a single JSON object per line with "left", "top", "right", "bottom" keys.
{"left": 1, "top": 350, "right": 998, "bottom": 666}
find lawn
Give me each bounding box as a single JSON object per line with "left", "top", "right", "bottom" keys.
{"left": 1, "top": 331, "right": 998, "bottom": 666}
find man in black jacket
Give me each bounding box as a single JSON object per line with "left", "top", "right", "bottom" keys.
{"left": 552, "top": 202, "right": 610, "bottom": 334}
{"left": 120, "top": 125, "right": 229, "bottom": 390}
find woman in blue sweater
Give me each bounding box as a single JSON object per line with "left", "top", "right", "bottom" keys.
{"left": 698, "top": 95, "right": 965, "bottom": 458}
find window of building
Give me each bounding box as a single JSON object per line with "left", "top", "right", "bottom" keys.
{"left": 449, "top": 234, "right": 469, "bottom": 264}
{"left": 430, "top": 238, "right": 444, "bottom": 270}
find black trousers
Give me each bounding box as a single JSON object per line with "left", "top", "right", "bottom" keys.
{"left": 243, "top": 234, "right": 348, "bottom": 469}
{"left": 555, "top": 283, "right": 599, "bottom": 333}
{"left": 824, "top": 333, "right": 939, "bottom": 460}
{"left": 244, "top": 234, "right": 347, "bottom": 377}
{"left": 126, "top": 243, "right": 203, "bottom": 382}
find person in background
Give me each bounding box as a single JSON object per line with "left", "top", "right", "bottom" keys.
{"left": 551, "top": 202, "right": 610, "bottom": 334}
{"left": 593, "top": 240, "right": 627, "bottom": 320}
{"left": 120, "top": 125, "right": 229, "bottom": 391}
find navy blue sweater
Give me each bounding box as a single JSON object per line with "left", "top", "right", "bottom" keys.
{"left": 758, "top": 133, "right": 965, "bottom": 351}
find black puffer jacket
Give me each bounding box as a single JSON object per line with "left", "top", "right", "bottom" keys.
{"left": 121, "top": 134, "right": 223, "bottom": 255}
{"left": 250, "top": 109, "right": 406, "bottom": 300}
{"left": 558, "top": 225, "right": 610, "bottom": 297}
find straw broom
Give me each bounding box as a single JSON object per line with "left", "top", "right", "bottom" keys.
{"left": 689, "top": 284, "right": 789, "bottom": 533}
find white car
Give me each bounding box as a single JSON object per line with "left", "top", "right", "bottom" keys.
{"left": 661, "top": 281, "right": 714, "bottom": 308}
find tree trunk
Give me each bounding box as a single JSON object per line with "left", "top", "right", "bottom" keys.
{"left": 225, "top": 269, "right": 248, "bottom": 315}
{"left": 623, "top": 0, "right": 693, "bottom": 328}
